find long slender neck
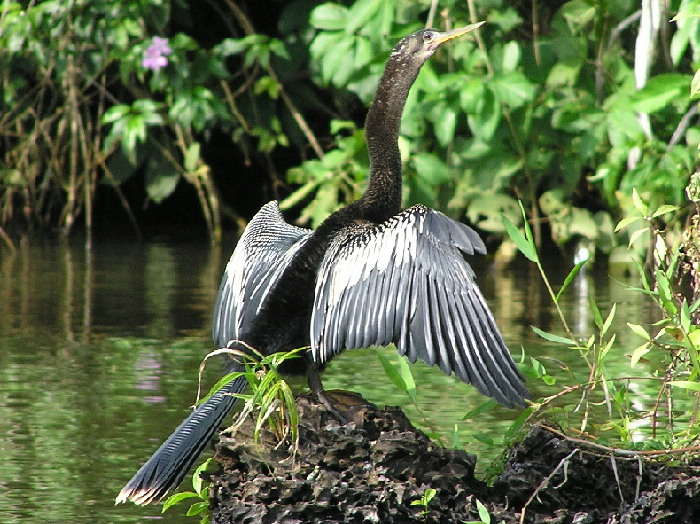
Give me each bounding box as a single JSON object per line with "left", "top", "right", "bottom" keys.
{"left": 360, "top": 54, "right": 423, "bottom": 220}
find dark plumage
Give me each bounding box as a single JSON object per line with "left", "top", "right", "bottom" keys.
{"left": 117, "top": 21, "right": 528, "bottom": 506}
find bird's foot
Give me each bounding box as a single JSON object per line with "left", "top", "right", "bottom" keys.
{"left": 307, "top": 364, "right": 348, "bottom": 424}
{"left": 312, "top": 389, "right": 348, "bottom": 425}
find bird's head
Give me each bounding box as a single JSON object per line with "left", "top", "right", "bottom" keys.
{"left": 390, "top": 21, "right": 484, "bottom": 65}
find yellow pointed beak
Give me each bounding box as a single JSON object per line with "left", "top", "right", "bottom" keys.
{"left": 434, "top": 21, "right": 484, "bottom": 46}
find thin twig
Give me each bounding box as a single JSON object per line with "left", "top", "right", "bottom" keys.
{"left": 225, "top": 0, "right": 324, "bottom": 159}
{"left": 667, "top": 103, "right": 698, "bottom": 151}
{"left": 519, "top": 448, "right": 580, "bottom": 524}
{"left": 541, "top": 424, "right": 700, "bottom": 458}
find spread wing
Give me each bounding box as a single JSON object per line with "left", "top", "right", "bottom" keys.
{"left": 311, "top": 204, "right": 528, "bottom": 407}
{"left": 212, "top": 201, "right": 312, "bottom": 347}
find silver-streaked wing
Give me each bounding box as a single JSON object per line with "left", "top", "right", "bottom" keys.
{"left": 311, "top": 204, "right": 528, "bottom": 407}
{"left": 212, "top": 201, "right": 312, "bottom": 347}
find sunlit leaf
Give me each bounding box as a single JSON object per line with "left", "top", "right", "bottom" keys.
{"left": 669, "top": 380, "right": 700, "bottom": 391}
{"left": 615, "top": 215, "right": 641, "bottom": 232}
{"left": 502, "top": 215, "right": 538, "bottom": 262}
{"left": 162, "top": 491, "right": 200, "bottom": 513}
{"left": 651, "top": 205, "right": 679, "bottom": 218}
{"left": 630, "top": 342, "right": 651, "bottom": 367}
{"left": 628, "top": 227, "right": 648, "bottom": 247}
{"left": 627, "top": 323, "right": 650, "bottom": 340}
{"left": 476, "top": 498, "right": 491, "bottom": 523}
{"left": 346, "top": 0, "right": 383, "bottom": 34}
{"left": 602, "top": 303, "right": 617, "bottom": 337}
{"left": 589, "top": 296, "right": 603, "bottom": 331}
{"left": 692, "top": 69, "right": 700, "bottom": 98}
{"left": 309, "top": 3, "right": 349, "bottom": 30}
{"left": 186, "top": 501, "right": 209, "bottom": 516}
{"left": 631, "top": 188, "right": 647, "bottom": 215}
{"left": 631, "top": 73, "right": 691, "bottom": 113}
{"left": 192, "top": 458, "right": 211, "bottom": 494}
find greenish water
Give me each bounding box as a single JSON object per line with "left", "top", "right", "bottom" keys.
{"left": 0, "top": 237, "right": 659, "bottom": 523}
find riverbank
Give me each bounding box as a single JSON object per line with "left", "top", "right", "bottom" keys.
{"left": 209, "top": 391, "right": 699, "bottom": 523}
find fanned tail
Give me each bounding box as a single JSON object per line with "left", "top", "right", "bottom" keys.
{"left": 116, "top": 375, "right": 248, "bottom": 505}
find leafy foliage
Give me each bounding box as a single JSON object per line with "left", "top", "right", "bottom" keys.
{"left": 504, "top": 194, "right": 700, "bottom": 452}
{"left": 198, "top": 345, "right": 303, "bottom": 452}
{"left": 1, "top": 0, "right": 699, "bottom": 252}
{"left": 161, "top": 458, "right": 213, "bottom": 524}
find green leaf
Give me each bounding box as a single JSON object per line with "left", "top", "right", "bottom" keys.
{"left": 560, "top": 0, "right": 595, "bottom": 34}
{"left": 162, "top": 491, "right": 200, "bottom": 513}
{"left": 615, "top": 215, "right": 642, "bottom": 232}
{"left": 468, "top": 88, "right": 500, "bottom": 140}
{"left": 476, "top": 498, "right": 491, "bottom": 524}
{"left": 491, "top": 71, "right": 535, "bottom": 108}
{"left": 192, "top": 458, "right": 211, "bottom": 494}
{"left": 631, "top": 73, "right": 691, "bottom": 113}
{"left": 145, "top": 155, "right": 180, "bottom": 204}
{"left": 630, "top": 342, "right": 651, "bottom": 367}
{"left": 556, "top": 259, "right": 588, "bottom": 301}
{"left": 377, "top": 352, "right": 407, "bottom": 392}
{"left": 184, "top": 142, "right": 201, "bottom": 173}
{"left": 631, "top": 188, "right": 647, "bottom": 215}
{"left": 413, "top": 152, "right": 449, "bottom": 185}
{"left": 346, "top": 0, "right": 383, "bottom": 34}
{"left": 502, "top": 215, "right": 538, "bottom": 262}
{"left": 452, "top": 424, "right": 461, "bottom": 449}
{"left": 669, "top": 380, "right": 700, "bottom": 391}
{"left": 651, "top": 205, "right": 679, "bottom": 218}
{"left": 692, "top": 69, "right": 700, "bottom": 98}
{"left": 599, "top": 333, "right": 616, "bottom": 360}
{"left": 424, "top": 488, "right": 437, "bottom": 502}
{"left": 310, "top": 4, "right": 349, "bottom": 30}
{"left": 681, "top": 299, "right": 691, "bottom": 334}
{"left": 531, "top": 326, "right": 576, "bottom": 345}
{"left": 463, "top": 399, "right": 498, "bottom": 420}
{"left": 397, "top": 356, "right": 417, "bottom": 403}
{"left": 546, "top": 57, "right": 582, "bottom": 86}
{"left": 186, "top": 501, "right": 209, "bottom": 516}
{"left": 602, "top": 303, "right": 617, "bottom": 337}
{"left": 627, "top": 323, "right": 650, "bottom": 340}
{"left": 432, "top": 104, "right": 457, "bottom": 146}
{"left": 628, "top": 227, "right": 648, "bottom": 247}
{"left": 501, "top": 41, "right": 520, "bottom": 73}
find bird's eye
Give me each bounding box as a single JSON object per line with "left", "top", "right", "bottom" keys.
{"left": 423, "top": 32, "right": 434, "bottom": 42}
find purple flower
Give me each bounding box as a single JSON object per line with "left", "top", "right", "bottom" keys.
{"left": 142, "top": 36, "right": 172, "bottom": 71}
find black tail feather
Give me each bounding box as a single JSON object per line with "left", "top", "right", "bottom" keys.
{"left": 116, "top": 375, "right": 248, "bottom": 505}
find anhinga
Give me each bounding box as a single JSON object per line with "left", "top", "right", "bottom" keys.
{"left": 117, "top": 22, "right": 528, "bottom": 506}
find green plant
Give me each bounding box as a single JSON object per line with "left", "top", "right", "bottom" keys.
{"left": 505, "top": 194, "right": 700, "bottom": 450}
{"left": 160, "top": 346, "right": 303, "bottom": 519}
{"left": 616, "top": 191, "right": 700, "bottom": 441}
{"left": 286, "top": 0, "right": 699, "bottom": 254}
{"left": 3, "top": 0, "right": 699, "bottom": 251}
{"left": 410, "top": 487, "right": 437, "bottom": 518}
{"left": 464, "top": 497, "right": 500, "bottom": 524}
{"left": 161, "top": 458, "right": 213, "bottom": 523}
{"left": 198, "top": 345, "right": 303, "bottom": 452}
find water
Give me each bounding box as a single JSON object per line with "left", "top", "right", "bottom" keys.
{"left": 0, "top": 236, "right": 659, "bottom": 523}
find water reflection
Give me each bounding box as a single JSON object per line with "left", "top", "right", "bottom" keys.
{"left": 0, "top": 237, "right": 660, "bottom": 523}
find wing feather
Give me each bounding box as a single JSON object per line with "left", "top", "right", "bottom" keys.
{"left": 311, "top": 204, "right": 528, "bottom": 407}
{"left": 212, "top": 201, "right": 312, "bottom": 347}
